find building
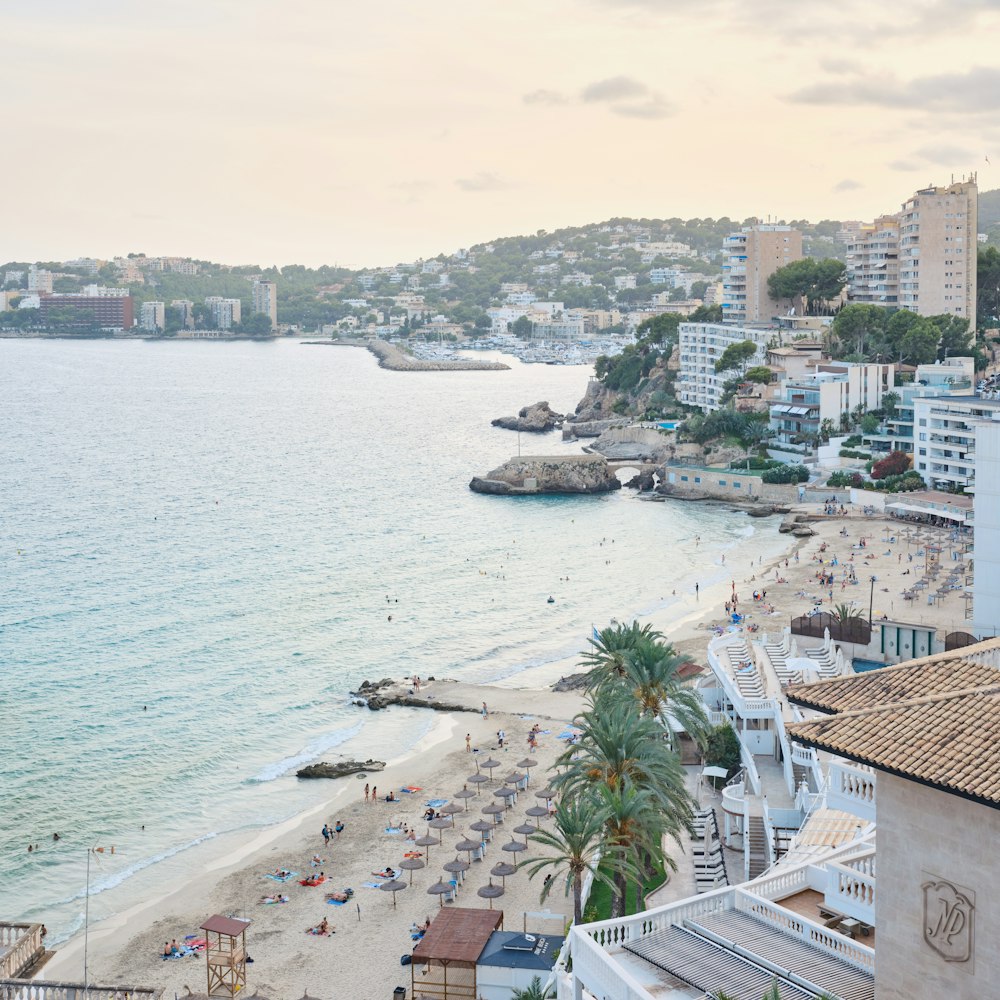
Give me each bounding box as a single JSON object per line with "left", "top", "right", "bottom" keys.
{"left": 532, "top": 317, "right": 586, "bottom": 340}
{"left": 614, "top": 274, "right": 637, "bottom": 290}
{"left": 911, "top": 394, "right": 1000, "bottom": 490}
{"left": 170, "top": 299, "right": 195, "bottom": 329}
{"left": 39, "top": 294, "right": 134, "bottom": 331}
{"left": 898, "top": 179, "right": 977, "bottom": 325}
{"left": 973, "top": 421, "right": 1000, "bottom": 636}
{"left": 863, "top": 357, "right": 974, "bottom": 458}
{"left": 768, "top": 362, "right": 895, "bottom": 461}
{"left": 251, "top": 280, "right": 278, "bottom": 328}
{"left": 677, "top": 322, "right": 776, "bottom": 411}
{"left": 722, "top": 224, "right": 803, "bottom": 324}
{"left": 205, "top": 296, "right": 241, "bottom": 330}
{"left": 846, "top": 215, "right": 900, "bottom": 306}
{"left": 27, "top": 265, "right": 53, "bottom": 293}
{"left": 139, "top": 301, "right": 165, "bottom": 332}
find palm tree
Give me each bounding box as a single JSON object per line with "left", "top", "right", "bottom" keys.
{"left": 592, "top": 640, "right": 709, "bottom": 746}
{"left": 511, "top": 976, "right": 554, "bottom": 1000}
{"left": 521, "top": 796, "right": 632, "bottom": 924}
{"left": 583, "top": 621, "right": 664, "bottom": 682}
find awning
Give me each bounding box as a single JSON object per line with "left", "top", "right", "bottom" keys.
{"left": 887, "top": 501, "right": 966, "bottom": 522}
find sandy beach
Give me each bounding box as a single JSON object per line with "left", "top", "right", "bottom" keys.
{"left": 40, "top": 497, "right": 970, "bottom": 999}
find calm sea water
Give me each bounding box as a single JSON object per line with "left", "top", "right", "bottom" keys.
{"left": 0, "top": 338, "right": 751, "bottom": 941}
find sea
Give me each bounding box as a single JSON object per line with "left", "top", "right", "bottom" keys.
{"left": 0, "top": 338, "right": 756, "bottom": 944}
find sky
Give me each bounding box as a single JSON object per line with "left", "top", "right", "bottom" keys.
{"left": 4, "top": 0, "right": 999, "bottom": 268}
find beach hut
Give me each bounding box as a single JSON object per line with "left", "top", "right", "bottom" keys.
{"left": 200, "top": 914, "right": 251, "bottom": 998}
{"left": 410, "top": 907, "right": 502, "bottom": 1000}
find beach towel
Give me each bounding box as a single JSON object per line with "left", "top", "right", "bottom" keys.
{"left": 260, "top": 898, "right": 288, "bottom": 905}
{"left": 263, "top": 871, "right": 298, "bottom": 882}
{"left": 425, "top": 799, "right": 447, "bottom": 809}
{"left": 371, "top": 869, "right": 396, "bottom": 879}
{"left": 299, "top": 875, "right": 327, "bottom": 886}
{"left": 306, "top": 928, "right": 334, "bottom": 936}
{"left": 558, "top": 731, "right": 576, "bottom": 740}
{"left": 362, "top": 881, "right": 381, "bottom": 889}
{"left": 326, "top": 897, "right": 347, "bottom": 906}
{"left": 403, "top": 851, "right": 423, "bottom": 859}
{"left": 401, "top": 785, "right": 423, "bottom": 793}
{"left": 384, "top": 827, "right": 402, "bottom": 834}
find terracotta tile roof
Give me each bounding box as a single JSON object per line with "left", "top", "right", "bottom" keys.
{"left": 785, "top": 639, "right": 1000, "bottom": 714}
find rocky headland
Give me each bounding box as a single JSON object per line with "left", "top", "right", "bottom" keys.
{"left": 491, "top": 401, "right": 564, "bottom": 432}
{"left": 296, "top": 758, "right": 385, "bottom": 779}
{"left": 309, "top": 338, "right": 510, "bottom": 371}
{"left": 469, "top": 454, "right": 622, "bottom": 495}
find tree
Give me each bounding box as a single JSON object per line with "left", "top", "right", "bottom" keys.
{"left": 767, "top": 258, "right": 846, "bottom": 315}
{"left": 521, "top": 796, "right": 628, "bottom": 925}
{"left": 583, "top": 621, "right": 665, "bottom": 682}
{"left": 742, "top": 365, "right": 773, "bottom": 385}
{"left": 636, "top": 312, "right": 680, "bottom": 345}
{"left": 894, "top": 315, "right": 940, "bottom": 365}
{"left": 690, "top": 279, "right": 709, "bottom": 300}
{"left": 512, "top": 315, "right": 533, "bottom": 339}
{"left": 830, "top": 304, "right": 889, "bottom": 359}
{"left": 871, "top": 451, "right": 910, "bottom": 479}
{"left": 881, "top": 391, "right": 900, "bottom": 419}
{"left": 239, "top": 313, "right": 273, "bottom": 336}
{"left": 687, "top": 303, "right": 723, "bottom": 322}
{"left": 927, "top": 314, "right": 973, "bottom": 361}
{"left": 714, "top": 339, "right": 757, "bottom": 375}
{"left": 511, "top": 977, "right": 554, "bottom": 1000}
{"left": 977, "top": 245, "right": 1000, "bottom": 325}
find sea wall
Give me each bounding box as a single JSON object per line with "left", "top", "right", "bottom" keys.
{"left": 661, "top": 466, "right": 796, "bottom": 504}
{"left": 309, "top": 338, "right": 510, "bottom": 371}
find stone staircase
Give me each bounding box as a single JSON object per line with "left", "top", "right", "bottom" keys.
{"left": 746, "top": 816, "right": 769, "bottom": 879}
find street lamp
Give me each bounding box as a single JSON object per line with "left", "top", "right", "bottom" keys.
{"left": 869, "top": 575, "right": 877, "bottom": 624}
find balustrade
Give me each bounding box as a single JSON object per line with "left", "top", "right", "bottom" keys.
{"left": 0, "top": 925, "right": 43, "bottom": 980}
{"left": 828, "top": 760, "right": 877, "bottom": 822}
{"left": 0, "top": 983, "right": 161, "bottom": 1000}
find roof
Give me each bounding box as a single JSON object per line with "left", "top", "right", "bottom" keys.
{"left": 200, "top": 914, "right": 251, "bottom": 936}
{"left": 896, "top": 490, "right": 973, "bottom": 509}
{"left": 786, "top": 638, "right": 1000, "bottom": 809}
{"left": 411, "top": 908, "right": 503, "bottom": 964}
{"left": 476, "top": 932, "right": 565, "bottom": 971}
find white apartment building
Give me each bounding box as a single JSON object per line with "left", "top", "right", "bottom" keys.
{"left": 27, "top": 265, "right": 53, "bottom": 293}
{"left": 251, "top": 279, "right": 278, "bottom": 328}
{"left": 721, "top": 224, "right": 803, "bottom": 323}
{"left": 613, "top": 274, "right": 637, "bottom": 290}
{"left": 560, "top": 271, "right": 592, "bottom": 286}
{"left": 973, "top": 420, "right": 1000, "bottom": 637}
{"left": 677, "top": 322, "right": 776, "bottom": 411}
{"left": 532, "top": 317, "right": 586, "bottom": 340}
{"left": 898, "top": 179, "right": 977, "bottom": 324}
{"left": 649, "top": 267, "right": 681, "bottom": 285}
{"left": 139, "top": 301, "right": 165, "bottom": 331}
{"left": 912, "top": 394, "right": 1000, "bottom": 491}
{"left": 504, "top": 291, "right": 537, "bottom": 306}
{"left": 82, "top": 284, "right": 129, "bottom": 297}
{"left": 204, "top": 296, "right": 241, "bottom": 330}
{"left": 769, "top": 362, "right": 895, "bottom": 461}
{"left": 846, "top": 215, "right": 900, "bottom": 306}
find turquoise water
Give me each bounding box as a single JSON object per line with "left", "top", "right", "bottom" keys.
{"left": 0, "top": 339, "right": 750, "bottom": 940}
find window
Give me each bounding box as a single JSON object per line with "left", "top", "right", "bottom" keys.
{"left": 680, "top": 475, "right": 688, "bottom": 482}
{"left": 694, "top": 476, "right": 702, "bottom": 484}
{"left": 719, "top": 480, "right": 727, "bottom": 487}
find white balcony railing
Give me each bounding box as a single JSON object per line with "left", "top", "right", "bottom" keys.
{"left": 825, "top": 856, "right": 877, "bottom": 924}
{"left": 828, "top": 760, "right": 877, "bottom": 823}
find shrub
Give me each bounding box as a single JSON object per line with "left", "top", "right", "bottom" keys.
{"left": 729, "top": 457, "right": 781, "bottom": 470}
{"left": 838, "top": 449, "right": 871, "bottom": 460}
{"left": 871, "top": 451, "right": 911, "bottom": 480}
{"left": 703, "top": 723, "right": 741, "bottom": 785}
{"left": 761, "top": 463, "right": 809, "bottom": 484}
{"left": 827, "top": 470, "right": 864, "bottom": 488}
{"left": 842, "top": 435, "right": 863, "bottom": 448}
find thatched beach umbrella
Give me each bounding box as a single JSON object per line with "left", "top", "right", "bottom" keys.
{"left": 399, "top": 857, "right": 426, "bottom": 885}
{"left": 379, "top": 878, "right": 407, "bottom": 908}
{"left": 415, "top": 832, "right": 438, "bottom": 860}
{"left": 513, "top": 823, "right": 536, "bottom": 842}
{"left": 427, "top": 880, "right": 454, "bottom": 906}
{"left": 454, "top": 836, "right": 482, "bottom": 862}
{"left": 477, "top": 881, "right": 504, "bottom": 909}
{"left": 504, "top": 772, "right": 526, "bottom": 786}
{"left": 466, "top": 773, "right": 489, "bottom": 793}
{"left": 490, "top": 861, "right": 516, "bottom": 886}
{"left": 440, "top": 802, "right": 464, "bottom": 817}
{"left": 469, "top": 819, "right": 494, "bottom": 835}
{"left": 525, "top": 805, "right": 548, "bottom": 820}
{"left": 454, "top": 788, "right": 476, "bottom": 809}
{"left": 517, "top": 757, "right": 538, "bottom": 783}
{"left": 535, "top": 787, "right": 556, "bottom": 800}
{"left": 482, "top": 802, "right": 505, "bottom": 824}
{"left": 428, "top": 816, "right": 454, "bottom": 842}
{"left": 480, "top": 758, "right": 501, "bottom": 780}
{"left": 501, "top": 840, "right": 528, "bottom": 859}
{"left": 442, "top": 858, "right": 470, "bottom": 885}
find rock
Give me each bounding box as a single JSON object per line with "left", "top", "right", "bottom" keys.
{"left": 624, "top": 471, "right": 656, "bottom": 491}
{"left": 552, "top": 670, "right": 595, "bottom": 692}
{"left": 791, "top": 525, "right": 816, "bottom": 537}
{"left": 746, "top": 507, "right": 776, "bottom": 518}
{"left": 470, "top": 455, "right": 622, "bottom": 496}
{"left": 562, "top": 418, "right": 628, "bottom": 439}
{"left": 492, "top": 401, "right": 564, "bottom": 433}
{"left": 297, "top": 759, "right": 385, "bottom": 779}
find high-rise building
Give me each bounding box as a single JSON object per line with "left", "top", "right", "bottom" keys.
{"left": 898, "top": 179, "right": 977, "bottom": 325}
{"left": 721, "top": 224, "right": 803, "bottom": 323}
{"left": 139, "top": 301, "right": 165, "bottom": 331}
{"left": 39, "top": 295, "right": 134, "bottom": 330}
{"left": 848, "top": 179, "right": 977, "bottom": 326}
{"left": 845, "top": 215, "right": 900, "bottom": 306}
{"left": 171, "top": 299, "right": 195, "bottom": 329}
{"left": 205, "top": 296, "right": 241, "bottom": 330}
{"left": 251, "top": 280, "right": 278, "bottom": 329}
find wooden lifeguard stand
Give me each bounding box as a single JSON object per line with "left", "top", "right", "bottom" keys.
{"left": 200, "top": 914, "right": 251, "bottom": 998}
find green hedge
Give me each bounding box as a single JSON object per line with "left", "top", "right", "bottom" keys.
{"left": 761, "top": 463, "right": 810, "bottom": 484}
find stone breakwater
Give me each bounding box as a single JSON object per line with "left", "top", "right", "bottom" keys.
{"left": 469, "top": 454, "right": 622, "bottom": 495}
{"left": 307, "top": 338, "right": 509, "bottom": 371}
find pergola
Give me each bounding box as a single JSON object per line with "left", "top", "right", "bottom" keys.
{"left": 200, "top": 914, "right": 251, "bottom": 998}
{"left": 410, "top": 907, "right": 502, "bottom": 1000}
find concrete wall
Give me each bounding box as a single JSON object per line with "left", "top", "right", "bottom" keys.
{"left": 663, "top": 467, "right": 796, "bottom": 503}
{"left": 876, "top": 774, "right": 1000, "bottom": 999}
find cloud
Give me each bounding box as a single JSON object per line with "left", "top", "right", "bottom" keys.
{"left": 889, "top": 160, "right": 919, "bottom": 171}
{"left": 581, "top": 75, "right": 649, "bottom": 103}
{"left": 818, "top": 57, "right": 861, "bottom": 74}
{"left": 833, "top": 179, "right": 863, "bottom": 192}
{"left": 914, "top": 142, "right": 975, "bottom": 164}
{"left": 788, "top": 66, "right": 1000, "bottom": 114}
{"left": 455, "top": 172, "right": 510, "bottom": 193}
{"left": 611, "top": 97, "right": 674, "bottom": 119}
{"left": 523, "top": 89, "right": 568, "bottom": 106}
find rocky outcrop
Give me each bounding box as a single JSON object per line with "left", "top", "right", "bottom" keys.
{"left": 624, "top": 470, "right": 657, "bottom": 490}
{"left": 552, "top": 670, "right": 596, "bottom": 692}
{"left": 562, "top": 419, "right": 628, "bottom": 439}
{"left": 492, "top": 401, "right": 564, "bottom": 433}
{"left": 588, "top": 426, "right": 672, "bottom": 463}
{"left": 469, "top": 455, "right": 622, "bottom": 496}
{"left": 568, "top": 379, "right": 617, "bottom": 423}
{"left": 297, "top": 759, "right": 385, "bottom": 779}
{"left": 778, "top": 514, "right": 819, "bottom": 534}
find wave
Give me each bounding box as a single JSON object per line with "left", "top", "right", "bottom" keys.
{"left": 247, "top": 720, "right": 364, "bottom": 783}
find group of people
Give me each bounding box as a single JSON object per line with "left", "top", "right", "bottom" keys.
{"left": 320, "top": 821, "right": 344, "bottom": 845}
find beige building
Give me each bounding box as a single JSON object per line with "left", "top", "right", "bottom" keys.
{"left": 722, "top": 223, "right": 803, "bottom": 324}
{"left": 788, "top": 641, "right": 1000, "bottom": 1000}
{"left": 898, "top": 179, "right": 977, "bottom": 325}
{"left": 251, "top": 279, "right": 278, "bottom": 328}
{"left": 849, "top": 179, "right": 978, "bottom": 326}
{"left": 846, "top": 215, "right": 900, "bottom": 306}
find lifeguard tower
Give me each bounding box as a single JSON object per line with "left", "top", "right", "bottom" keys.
{"left": 200, "top": 914, "right": 251, "bottom": 997}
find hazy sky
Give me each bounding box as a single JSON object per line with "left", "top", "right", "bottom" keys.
{"left": 4, "top": 0, "right": 998, "bottom": 268}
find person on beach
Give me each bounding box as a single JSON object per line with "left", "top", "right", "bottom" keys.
{"left": 322, "top": 824, "right": 331, "bottom": 845}
{"left": 497, "top": 729, "right": 505, "bottom": 748}
{"left": 481, "top": 702, "right": 488, "bottom": 718}
{"left": 163, "top": 942, "right": 172, "bottom": 958}
{"left": 465, "top": 733, "right": 471, "bottom": 752}
{"left": 335, "top": 820, "right": 344, "bottom": 838}
{"left": 371, "top": 786, "right": 377, "bottom": 801}
{"left": 364, "top": 784, "right": 370, "bottom": 802}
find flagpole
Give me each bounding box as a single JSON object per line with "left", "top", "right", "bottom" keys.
{"left": 84, "top": 848, "right": 90, "bottom": 998}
